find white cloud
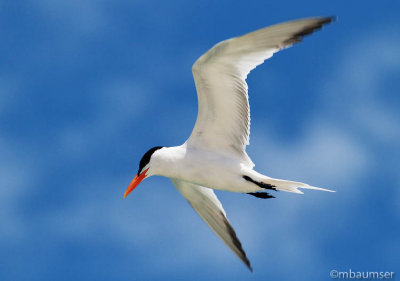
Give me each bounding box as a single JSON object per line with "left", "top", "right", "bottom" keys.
{"left": 32, "top": 0, "right": 107, "bottom": 35}
{"left": 321, "top": 28, "right": 400, "bottom": 145}
{"left": 0, "top": 137, "right": 39, "bottom": 239}
{"left": 250, "top": 120, "right": 369, "bottom": 189}
{"left": 57, "top": 77, "right": 153, "bottom": 160}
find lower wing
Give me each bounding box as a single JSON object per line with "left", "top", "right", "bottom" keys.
{"left": 171, "top": 179, "right": 252, "bottom": 271}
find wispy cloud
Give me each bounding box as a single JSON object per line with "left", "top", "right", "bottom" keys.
{"left": 0, "top": 138, "right": 39, "bottom": 239}
{"left": 31, "top": 0, "right": 108, "bottom": 35}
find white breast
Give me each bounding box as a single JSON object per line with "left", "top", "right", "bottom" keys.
{"left": 152, "top": 144, "right": 252, "bottom": 192}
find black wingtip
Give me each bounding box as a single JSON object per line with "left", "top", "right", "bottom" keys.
{"left": 319, "top": 16, "right": 337, "bottom": 24}
{"left": 221, "top": 211, "right": 253, "bottom": 272}
{"left": 244, "top": 258, "right": 253, "bottom": 272}
{"left": 326, "top": 15, "right": 338, "bottom": 23}
{"left": 282, "top": 16, "right": 335, "bottom": 47}
{"left": 294, "top": 17, "right": 334, "bottom": 37}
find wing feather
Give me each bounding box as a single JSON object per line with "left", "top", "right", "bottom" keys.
{"left": 171, "top": 179, "right": 252, "bottom": 271}
{"left": 187, "top": 17, "right": 334, "bottom": 162}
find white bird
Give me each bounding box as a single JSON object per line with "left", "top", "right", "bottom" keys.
{"left": 124, "top": 17, "right": 335, "bottom": 271}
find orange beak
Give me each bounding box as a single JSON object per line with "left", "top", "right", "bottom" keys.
{"left": 123, "top": 168, "right": 149, "bottom": 198}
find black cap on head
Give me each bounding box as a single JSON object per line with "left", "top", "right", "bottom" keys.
{"left": 137, "top": 146, "right": 163, "bottom": 175}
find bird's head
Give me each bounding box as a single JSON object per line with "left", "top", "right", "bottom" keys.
{"left": 123, "top": 146, "right": 164, "bottom": 198}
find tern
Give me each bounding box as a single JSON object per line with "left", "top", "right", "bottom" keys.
{"left": 124, "top": 17, "right": 335, "bottom": 271}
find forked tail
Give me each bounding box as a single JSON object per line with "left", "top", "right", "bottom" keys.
{"left": 265, "top": 177, "right": 335, "bottom": 194}
{"left": 243, "top": 170, "right": 335, "bottom": 194}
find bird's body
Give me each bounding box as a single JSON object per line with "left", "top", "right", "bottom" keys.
{"left": 124, "top": 16, "right": 335, "bottom": 271}
{"left": 149, "top": 144, "right": 257, "bottom": 193}
{"left": 149, "top": 144, "right": 328, "bottom": 194}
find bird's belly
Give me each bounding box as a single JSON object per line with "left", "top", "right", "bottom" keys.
{"left": 165, "top": 154, "right": 256, "bottom": 193}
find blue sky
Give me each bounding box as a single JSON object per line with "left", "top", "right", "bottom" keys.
{"left": 1, "top": 1, "right": 399, "bottom": 280}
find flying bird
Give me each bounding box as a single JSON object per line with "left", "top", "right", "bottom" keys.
{"left": 124, "top": 17, "right": 335, "bottom": 271}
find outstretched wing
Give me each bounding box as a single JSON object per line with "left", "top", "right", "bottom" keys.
{"left": 187, "top": 17, "right": 333, "bottom": 161}
{"left": 171, "top": 179, "right": 252, "bottom": 271}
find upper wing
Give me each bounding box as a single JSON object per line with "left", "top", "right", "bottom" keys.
{"left": 171, "top": 179, "right": 252, "bottom": 271}
{"left": 187, "top": 17, "right": 333, "bottom": 159}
